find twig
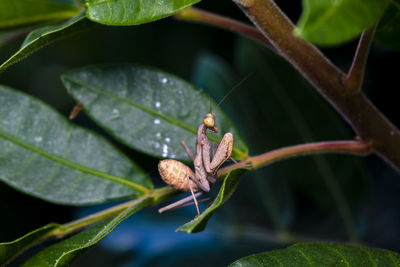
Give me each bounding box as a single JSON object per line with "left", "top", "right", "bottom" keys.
{"left": 345, "top": 25, "right": 377, "bottom": 93}
{"left": 175, "top": 7, "right": 275, "bottom": 50}
{"left": 218, "top": 140, "right": 371, "bottom": 176}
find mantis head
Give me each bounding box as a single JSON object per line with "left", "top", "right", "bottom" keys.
{"left": 203, "top": 113, "right": 218, "bottom": 133}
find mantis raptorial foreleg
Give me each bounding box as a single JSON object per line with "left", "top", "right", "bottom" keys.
{"left": 201, "top": 132, "right": 233, "bottom": 175}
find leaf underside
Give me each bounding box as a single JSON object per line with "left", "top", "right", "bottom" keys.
{"left": 0, "top": 85, "right": 151, "bottom": 205}
{"left": 297, "top": 0, "right": 389, "bottom": 45}
{"left": 0, "top": 13, "right": 95, "bottom": 73}
{"left": 177, "top": 168, "right": 248, "bottom": 233}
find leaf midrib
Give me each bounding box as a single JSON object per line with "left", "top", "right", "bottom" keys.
{"left": 0, "top": 130, "right": 149, "bottom": 194}
{"left": 62, "top": 76, "right": 246, "bottom": 157}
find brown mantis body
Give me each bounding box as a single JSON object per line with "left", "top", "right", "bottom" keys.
{"left": 158, "top": 113, "right": 233, "bottom": 215}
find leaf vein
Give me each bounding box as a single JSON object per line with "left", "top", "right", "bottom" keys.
{"left": 327, "top": 247, "right": 350, "bottom": 267}
{"left": 297, "top": 248, "right": 313, "bottom": 266}
{"left": 386, "top": 250, "right": 399, "bottom": 266}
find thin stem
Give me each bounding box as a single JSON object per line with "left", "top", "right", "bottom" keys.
{"left": 218, "top": 140, "right": 371, "bottom": 176}
{"left": 175, "top": 7, "right": 274, "bottom": 49}
{"left": 345, "top": 25, "right": 377, "bottom": 93}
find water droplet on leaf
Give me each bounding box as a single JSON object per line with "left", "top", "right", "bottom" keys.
{"left": 162, "top": 144, "right": 168, "bottom": 157}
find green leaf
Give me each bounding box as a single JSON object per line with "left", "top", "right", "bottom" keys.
{"left": 375, "top": 0, "right": 400, "bottom": 50}
{"left": 230, "top": 243, "right": 400, "bottom": 266}
{"left": 0, "top": 223, "right": 60, "bottom": 266}
{"left": 0, "top": 0, "right": 79, "bottom": 30}
{"left": 0, "top": 13, "right": 95, "bottom": 73}
{"left": 176, "top": 168, "right": 248, "bottom": 233}
{"left": 22, "top": 197, "right": 152, "bottom": 267}
{"left": 61, "top": 64, "right": 248, "bottom": 161}
{"left": 84, "top": 0, "right": 200, "bottom": 25}
{"left": 296, "top": 0, "right": 389, "bottom": 45}
{"left": 0, "top": 85, "right": 152, "bottom": 205}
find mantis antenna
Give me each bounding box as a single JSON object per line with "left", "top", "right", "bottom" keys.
{"left": 215, "top": 73, "right": 252, "bottom": 108}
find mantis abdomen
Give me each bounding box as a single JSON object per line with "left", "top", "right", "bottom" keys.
{"left": 158, "top": 159, "right": 199, "bottom": 191}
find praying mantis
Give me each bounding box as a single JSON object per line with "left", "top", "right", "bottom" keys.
{"left": 158, "top": 112, "right": 233, "bottom": 215}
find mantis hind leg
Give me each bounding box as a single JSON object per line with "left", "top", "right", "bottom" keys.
{"left": 158, "top": 192, "right": 203, "bottom": 213}
{"left": 187, "top": 175, "right": 200, "bottom": 216}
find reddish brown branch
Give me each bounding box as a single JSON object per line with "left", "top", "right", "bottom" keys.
{"left": 218, "top": 140, "right": 371, "bottom": 176}
{"left": 175, "top": 7, "right": 274, "bottom": 50}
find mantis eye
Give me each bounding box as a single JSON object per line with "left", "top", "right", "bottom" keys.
{"left": 203, "top": 113, "right": 219, "bottom": 132}
{"left": 203, "top": 113, "right": 215, "bottom": 127}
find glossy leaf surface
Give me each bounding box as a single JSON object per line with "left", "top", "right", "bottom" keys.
{"left": 62, "top": 64, "right": 248, "bottom": 161}
{"left": 376, "top": 0, "right": 400, "bottom": 50}
{"left": 230, "top": 243, "right": 400, "bottom": 266}
{"left": 0, "top": 223, "right": 59, "bottom": 266}
{"left": 0, "top": 13, "right": 95, "bottom": 73}
{"left": 0, "top": 85, "right": 151, "bottom": 205}
{"left": 177, "top": 168, "right": 248, "bottom": 233}
{"left": 84, "top": 0, "right": 200, "bottom": 25}
{"left": 296, "top": 0, "right": 389, "bottom": 45}
{"left": 23, "top": 197, "right": 152, "bottom": 266}
{"left": 0, "top": 0, "right": 79, "bottom": 30}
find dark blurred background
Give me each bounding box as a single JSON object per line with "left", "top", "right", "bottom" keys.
{"left": 1, "top": 0, "right": 400, "bottom": 266}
